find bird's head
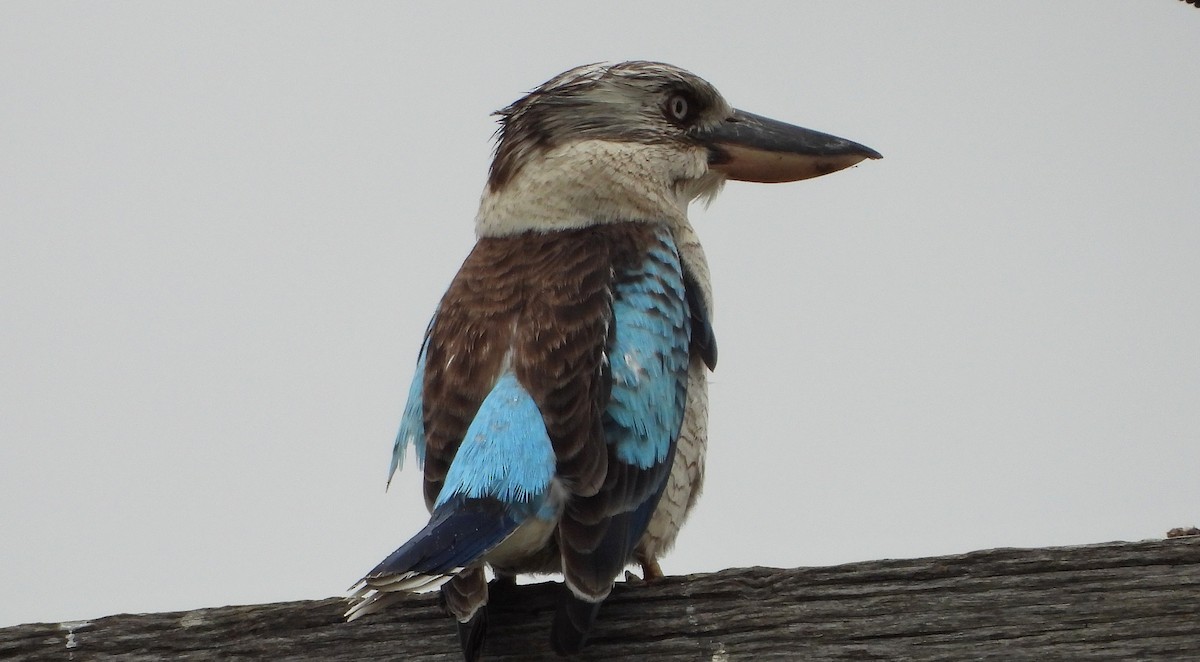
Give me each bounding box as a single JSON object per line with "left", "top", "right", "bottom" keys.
{"left": 476, "top": 61, "right": 880, "bottom": 236}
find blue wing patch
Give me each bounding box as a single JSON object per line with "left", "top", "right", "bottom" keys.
{"left": 435, "top": 373, "right": 557, "bottom": 517}
{"left": 388, "top": 333, "right": 430, "bottom": 487}
{"left": 605, "top": 235, "right": 690, "bottom": 471}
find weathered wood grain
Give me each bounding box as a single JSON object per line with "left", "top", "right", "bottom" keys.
{"left": 4, "top": 537, "right": 1198, "bottom": 661}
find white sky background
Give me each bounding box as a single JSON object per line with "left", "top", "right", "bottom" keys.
{"left": 2, "top": 2, "right": 1197, "bottom": 628}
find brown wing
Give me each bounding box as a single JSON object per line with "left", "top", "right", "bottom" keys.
{"left": 420, "top": 226, "right": 642, "bottom": 509}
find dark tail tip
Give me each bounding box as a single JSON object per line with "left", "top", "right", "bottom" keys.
{"left": 550, "top": 593, "right": 603, "bottom": 656}
{"left": 456, "top": 607, "right": 488, "bottom": 662}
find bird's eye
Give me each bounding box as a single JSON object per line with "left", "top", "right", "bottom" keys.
{"left": 665, "top": 93, "right": 694, "bottom": 123}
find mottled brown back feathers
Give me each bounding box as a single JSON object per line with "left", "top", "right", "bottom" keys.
{"left": 421, "top": 224, "right": 665, "bottom": 509}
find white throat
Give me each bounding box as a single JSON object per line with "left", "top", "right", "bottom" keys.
{"left": 475, "top": 139, "right": 720, "bottom": 237}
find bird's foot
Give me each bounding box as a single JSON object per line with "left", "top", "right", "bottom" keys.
{"left": 488, "top": 574, "right": 518, "bottom": 605}
{"left": 636, "top": 553, "right": 664, "bottom": 582}
{"left": 455, "top": 608, "right": 487, "bottom": 662}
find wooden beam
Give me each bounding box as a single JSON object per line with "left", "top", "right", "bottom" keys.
{"left": 3, "top": 537, "right": 1198, "bottom": 660}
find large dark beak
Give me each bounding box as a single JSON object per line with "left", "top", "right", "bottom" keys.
{"left": 701, "top": 109, "right": 881, "bottom": 183}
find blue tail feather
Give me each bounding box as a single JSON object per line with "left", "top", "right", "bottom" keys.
{"left": 368, "top": 498, "right": 520, "bottom": 578}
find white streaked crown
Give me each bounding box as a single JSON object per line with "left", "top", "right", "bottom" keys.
{"left": 475, "top": 62, "right": 733, "bottom": 238}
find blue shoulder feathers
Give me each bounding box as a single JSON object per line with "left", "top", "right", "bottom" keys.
{"left": 605, "top": 236, "right": 691, "bottom": 471}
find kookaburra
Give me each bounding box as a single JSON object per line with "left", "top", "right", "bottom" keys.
{"left": 347, "top": 61, "right": 880, "bottom": 660}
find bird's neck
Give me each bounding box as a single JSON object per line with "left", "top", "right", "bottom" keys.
{"left": 474, "top": 139, "right": 710, "bottom": 237}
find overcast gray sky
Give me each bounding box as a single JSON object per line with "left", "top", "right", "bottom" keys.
{"left": 2, "top": 2, "right": 1198, "bottom": 628}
